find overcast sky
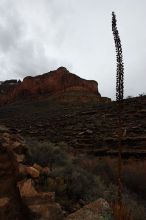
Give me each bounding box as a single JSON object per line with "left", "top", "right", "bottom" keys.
{"left": 0, "top": 0, "right": 145, "bottom": 99}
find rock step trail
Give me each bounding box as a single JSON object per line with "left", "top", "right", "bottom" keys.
{"left": 0, "top": 141, "right": 31, "bottom": 219}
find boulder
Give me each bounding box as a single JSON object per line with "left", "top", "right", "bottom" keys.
{"left": 1, "top": 131, "right": 27, "bottom": 155}
{"left": 33, "top": 163, "right": 43, "bottom": 172}
{"left": 26, "top": 166, "right": 40, "bottom": 178}
{"left": 66, "top": 198, "right": 112, "bottom": 220}
{"left": 20, "top": 190, "right": 62, "bottom": 220}
{"left": 0, "top": 129, "right": 63, "bottom": 220}
{"left": 0, "top": 130, "right": 31, "bottom": 220}
{"left": 17, "top": 179, "right": 59, "bottom": 220}
{"left": 32, "top": 164, "right": 51, "bottom": 175}
{"left": 17, "top": 179, "right": 38, "bottom": 197}
{"left": 18, "top": 163, "right": 27, "bottom": 176}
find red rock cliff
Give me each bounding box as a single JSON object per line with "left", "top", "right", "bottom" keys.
{"left": 0, "top": 67, "right": 101, "bottom": 104}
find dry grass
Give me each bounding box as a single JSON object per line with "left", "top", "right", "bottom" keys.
{"left": 111, "top": 202, "right": 133, "bottom": 220}
{"left": 122, "top": 159, "right": 146, "bottom": 199}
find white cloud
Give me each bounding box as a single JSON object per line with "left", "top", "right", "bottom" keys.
{"left": 0, "top": 0, "right": 145, "bottom": 99}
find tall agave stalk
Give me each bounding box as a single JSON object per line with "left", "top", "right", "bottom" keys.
{"left": 112, "top": 12, "right": 124, "bottom": 206}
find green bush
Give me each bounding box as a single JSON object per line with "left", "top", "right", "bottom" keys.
{"left": 26, "top": 140, "right": 68, "bottom": 171}
{"left": 50, "top": 164, "right": 106, "bottom": 202}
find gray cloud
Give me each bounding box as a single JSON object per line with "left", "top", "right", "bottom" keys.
{"left": 0, "top": 2, "right": 23, "bottom": 52}
{"left": 0, "top": 0, "right": 146, "bottom": 99}
{"left": 0, "top": 0, "right": 63, "bottom": 79}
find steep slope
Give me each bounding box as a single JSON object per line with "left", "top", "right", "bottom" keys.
{"left": 0, "top": 96, "right": 146, "bottom": 158}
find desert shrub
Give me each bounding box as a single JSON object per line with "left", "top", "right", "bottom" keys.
{"left": 122, "top": 162, "right": 146, "bottom": 199}
{"left": 138, "top": 93, "right": 146, "bottom": 97}
{"left": 75, "top": 157, "right": 117, "bottom": 185}
{"left": 123, "top": 192, "right": 146, "bottom": 220}
{"left": 131, "top": 202, "right": 146, "bottom": 220}
{"left": 26, "top": 140, "right": 69, "bottom": 170}
{"left": 100, "top": 212, "right": 113, "bottom": 220}
{"left": 49, "top": 164, "right": 106, "bottom": 202}
{"left": 75, "top": 156, "right": 98, "bottom": 173}
{"left": 103, "top": 184, "right": 118, "bottom": 202}
{"left": 101, "top": 182, "right": 146, "bottom": 220}
{"left": 65, "top": 169, "right": 105, "bottom": 201}
{"left": 94, "top": 159, "right": 116, "bottom": 184}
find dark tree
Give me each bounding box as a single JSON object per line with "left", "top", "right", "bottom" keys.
{"left": 112, "top": 12, "right": 124, "bottom": 102}
{"left": 112, "top": 12, "right": 124, "bottom": 206}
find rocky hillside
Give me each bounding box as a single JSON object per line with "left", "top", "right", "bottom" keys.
{"left": 0, "top": 69, "right": 146, "bottom": 219}
{"left": 0, "top": 127, "right": 31, "bottom": 219}
{"left": 0, "top": 126, "right": 113, "bottom": 220}
{"left": 0, "top": 67, "right": 107, "bottom": 105}
{"left": 0, "top": 68, "right": 146, "bottom": 158}
{"left": 0, "top": 95, "right": 146, "bottom": 158}
{"left": 0, "top": 126, "right": 64, "bottom": 219}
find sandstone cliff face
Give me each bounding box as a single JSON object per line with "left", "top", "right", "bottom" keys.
{"left": 22, "top": 67, "right": 100, "bottom": 95}
{"left": 0, "top": 67, "right": 101, "bottom": 104}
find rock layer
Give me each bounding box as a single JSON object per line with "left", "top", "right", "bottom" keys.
{"left": 0, "top": 67, "right": 101, "bottom": 104}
